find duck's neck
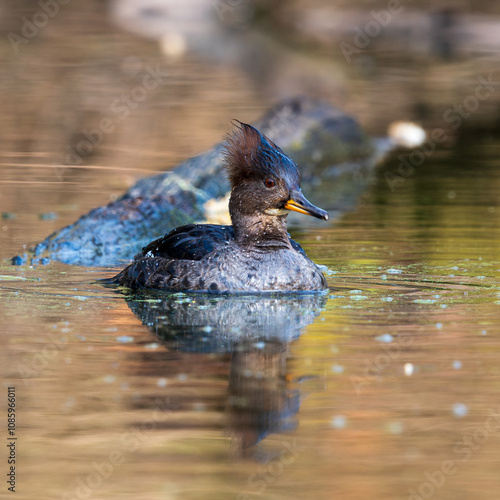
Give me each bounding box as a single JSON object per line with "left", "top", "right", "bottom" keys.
{"left": 230, "top": 210, "right": 291, "bottom": 249}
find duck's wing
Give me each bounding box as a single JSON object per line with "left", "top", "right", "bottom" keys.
{"left": 137, "top": 224, "right": 235, "bottom": 261}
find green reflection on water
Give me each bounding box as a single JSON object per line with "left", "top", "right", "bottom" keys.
{"left": 3, "top": 140, "right": 500, "bottom": 499}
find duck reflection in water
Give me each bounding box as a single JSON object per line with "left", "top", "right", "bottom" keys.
{"left": 123, "top": 291, "right": 327, "bottom": 456}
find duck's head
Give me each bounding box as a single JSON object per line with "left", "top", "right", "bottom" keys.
{"left": 224, "top": 122, "right": 328, "bottom": 239}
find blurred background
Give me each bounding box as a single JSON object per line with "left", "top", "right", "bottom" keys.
{"left": 2, "top": 0, "right": 500, "bottom": 251}
{"left": 2, "top": 0, "right": 500, "bottom": 188}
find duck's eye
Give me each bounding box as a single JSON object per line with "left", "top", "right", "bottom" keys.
{"left": 265, "top": 178, "right": 276, "bottom": 188}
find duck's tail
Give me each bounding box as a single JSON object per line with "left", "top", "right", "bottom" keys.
{"left": 97, "top": 269, "right": 125, "bottom": 287}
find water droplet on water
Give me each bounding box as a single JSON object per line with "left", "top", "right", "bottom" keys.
{"left": 404, "top": 363, "right": 414, "bottom": 376}
{"left": 331, "top": 415, "right": 346, "bottom": 429}
{"left": 452, "top": 403, "right": 468, "bottom": 418}
{"left": 376, "top": 334, "right": 394, "bottom": 343}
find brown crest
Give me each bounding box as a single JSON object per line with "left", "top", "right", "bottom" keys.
{"left": 223, "top": 121, "right": 299, "bottom": 187}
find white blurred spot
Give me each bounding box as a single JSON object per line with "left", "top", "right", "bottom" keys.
{"left": 386, "top": 268, "right": 403, "bottom": 275}
{"left": 331, "top": 415, "right": 347, "bottom": 429}
{"left": 387, "top": 421, "right": 404, "bottom": 435}
{"left": 160, "top": 31, "right": 187, "bottom": 57}
{"left": 376, "top": 334, "right": 394, "bottom": 343}
{"left": 117, "top": 335, "right": 134, "bottom": 343}
{"left": 452, "top": 403, "right": 468, "bottom": 418}
{"left": 388, "top": 121, "right": 426, "bottom": 148}
{"left": 404, "top": 363, "right": 414, "bottom": 376}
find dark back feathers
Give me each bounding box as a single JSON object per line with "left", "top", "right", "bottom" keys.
{"left": 138, "top": 224, "right": 235, "bottom": 261}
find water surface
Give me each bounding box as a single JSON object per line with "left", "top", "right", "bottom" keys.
{"left": 3, "top": 139, "right": 500, "bottom": 500}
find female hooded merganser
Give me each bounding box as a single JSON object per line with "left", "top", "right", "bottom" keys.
{"left": 111, "top": 122, "right": 329, "bottom": 292}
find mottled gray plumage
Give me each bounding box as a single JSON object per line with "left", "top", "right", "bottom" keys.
{"left": 111, "top": 122, "right": 329, "bottom": 292}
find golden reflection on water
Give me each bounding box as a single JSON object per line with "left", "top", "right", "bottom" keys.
{"left": 3, "top": 2, "right": 500, "bottom": 498}
{"left": 2, "top": 142, "right": 500, "bottom": 500}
